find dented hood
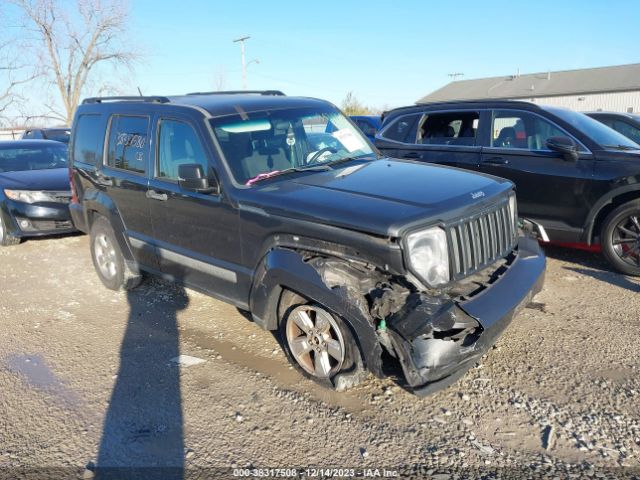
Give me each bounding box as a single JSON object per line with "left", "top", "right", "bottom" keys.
{"left": 240, "top": 158, "right": 513, "bottom": 237}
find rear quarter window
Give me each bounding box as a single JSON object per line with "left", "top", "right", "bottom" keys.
{"left": 73, "top": 114, "right": 104, "bottom": 165}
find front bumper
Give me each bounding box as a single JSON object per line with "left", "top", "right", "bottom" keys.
{"left": 388, "top": 234, "right": 545, "bottom": 396}
{"left": 2, "top": 199, "right": 76, "bottom": 238}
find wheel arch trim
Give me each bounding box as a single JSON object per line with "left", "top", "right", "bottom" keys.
{"left": 83, "top": 190, "right": 135, "bottom": 263}
{"left": 582, "top": 185, "right": 640, "bottom": 244}
{"left": 248, "top": 247, "right": 384, "bottom": 377}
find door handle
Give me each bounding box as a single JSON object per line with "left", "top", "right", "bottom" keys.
{"left": 403, "top": 152, "right": 421, "bottom": 159}
{"left": 483, "top": 157, "right": 510, "bottom": 165}
{"left": 146, "top": 189, "right": 168, "bottom": 201}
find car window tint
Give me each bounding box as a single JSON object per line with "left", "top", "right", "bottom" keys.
{"left": 492, "top": 110, "right": 565, "bottom": 150}
{"left": 612, "top": 120, "right": 640, "bottom": 144}
{"left": 157, "top": 119, "right": 208, "bottom": 180}
{"left": 381, "top": 113, "right": 420, "bottom": 143}
{"left": 106, "top": 115, "right": 149, "bottom": 174}
{"left": 0, "top": 145, "right": 67, "bottom": 172}
{"left": 44, "top": 129, "right": 71, "bottom": 143}
{"left": 73, "top": 115, "right": 103, "bottom": 165}
{"left": 419, "top": 111, "right": 479, "bottom": 146}
{"left": 356, "top": 120, "right": 376, "bottom": 137}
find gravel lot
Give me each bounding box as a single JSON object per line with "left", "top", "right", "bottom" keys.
{"left": 0, "top": 234, "right": 639, "bottom": 479}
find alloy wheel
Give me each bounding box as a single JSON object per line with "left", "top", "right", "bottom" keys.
{"left": 611, "top": 214, "right": 640, "bottom": 268}
{"left": 94, "top": 233, "right": 118, "bottom": 279}
{"left": 285, "top": 305, "right": 346, "bottom": 378}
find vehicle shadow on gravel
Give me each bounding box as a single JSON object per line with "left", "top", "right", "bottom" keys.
{"left": 542, "top": 244, "right": 640, "bottom": 292}
{"left": 94, "top": 272, "right": 188, "bottom": 480}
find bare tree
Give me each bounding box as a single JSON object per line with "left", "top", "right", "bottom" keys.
{"left": 0, "top": 8, "right": 39, "bottom": 124}
{"left": 12, "top": 0, "right": 137, "bottom": 124}
{"left": 0, "top": 42, "right": 31, "bottom": 122}
{"left": 341, "top": 91, "right": 372, "bottom": 116}
{"left": 213, "top": 67, "right": 227, "bottom": 91}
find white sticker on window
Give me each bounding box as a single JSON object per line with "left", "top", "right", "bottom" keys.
{"left": 332, "top": 128, "right": 365, "bottom": 153}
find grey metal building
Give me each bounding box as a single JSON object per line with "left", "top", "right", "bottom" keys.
{"left": 418, "top": 63, "right": 640, "bottom": 113}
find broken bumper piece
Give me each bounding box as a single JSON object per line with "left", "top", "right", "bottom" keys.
{"left": 388, "top": 235, "right": 546, "bottom": 396}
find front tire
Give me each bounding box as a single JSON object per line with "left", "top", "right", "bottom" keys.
{"left": 278, "top": 290, "right": 366, "bottom": 391}
{"left": 0, "top": 213, "right": 20, "bottom": 247}
{"left": 90, "top": 215, "right": 142, "bottom": 290}
{"left": 601, "top": 200, "right": 640, "bottom": 276}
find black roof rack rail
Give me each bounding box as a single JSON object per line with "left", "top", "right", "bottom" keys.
{"left": 186, "top": 90, "right": 285, "bottom": 96}
{"left": 82, "top": 96, "right": 171, "bottom": 104}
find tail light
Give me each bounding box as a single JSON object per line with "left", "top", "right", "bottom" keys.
{"left": 69, "top": 167, "right": 78, "bottom": 204}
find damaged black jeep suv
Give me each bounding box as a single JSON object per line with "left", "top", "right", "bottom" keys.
{"left": 69, "top": 91, "right": 545, "bottom": 395}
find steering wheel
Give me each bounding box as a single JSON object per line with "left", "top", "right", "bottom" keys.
{"left": 306, "top": 147, "right": 337, "bottom": 165}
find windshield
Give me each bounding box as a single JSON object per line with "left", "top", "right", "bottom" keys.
{"left": 210, "top": 106, "right": 376, "bottom": 185}
{"left": 0, "top": 145, "right": 68, "bottom": 173}
{"left": 544, "top": 106, "right": 640, "bottom": 149}
{"left": 43, "top": 129, "right": 71, "bottom": 144}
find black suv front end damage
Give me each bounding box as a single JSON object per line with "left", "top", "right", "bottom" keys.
{"left": 382, "top": 235, "right": 545, "bottom": 395}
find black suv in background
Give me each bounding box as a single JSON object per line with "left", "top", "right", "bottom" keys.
{"left": 21, "top": 127, "right": 71, "bottom": 144}
{"left": 586, "top": 111, "right": 640, "bottom": 145}
{"left": 376, "top": 101, "right": 640, "bottom": 275}
{"left": 69, "top": 92, "right": 545, "bottom": 395}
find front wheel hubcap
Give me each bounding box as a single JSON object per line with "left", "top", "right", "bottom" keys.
{"left": 94, "top": 234, "right": 118, "bottom": 279}
{"left": 285, "top": 305, "right": 345, "bottom": 378}
{"left": 612, "top": 214, "right": 640, "bottom": 268}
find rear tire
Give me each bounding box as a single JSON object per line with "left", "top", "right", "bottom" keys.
{"left": 90, "top": 215, "right": 142, "bottom": 290}
{"left": 601, "top": 200, "right": 640, "bottom": 276}
{"left": 0, "top": 213, "right": 20, "bottom": 247}
{"left": 278, "top": 290, "right": 367, "bottom": 391}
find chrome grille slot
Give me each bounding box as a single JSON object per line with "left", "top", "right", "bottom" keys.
{"left": 448, "top": 200, "right": 517, "bottom": 279}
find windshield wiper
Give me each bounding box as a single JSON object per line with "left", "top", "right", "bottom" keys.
{"left": 245, "top": 165, "right": 331, "bottom": 185}
{"left": 603, "top": 144, "right": 640, "bottom": 151}
{"left": 324, "top": 154, "right": 377, "bottom": 168}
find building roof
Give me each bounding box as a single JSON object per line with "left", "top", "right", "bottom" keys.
{"left": 417, "top": 64, "right": 640, "bottom": 104}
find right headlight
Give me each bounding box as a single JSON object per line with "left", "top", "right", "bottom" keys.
{"left": 405, "top": 226, "right": 450, "bottom": 287}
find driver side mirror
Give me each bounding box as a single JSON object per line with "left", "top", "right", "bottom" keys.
{"left": 178, "top": 164, "right": 219, "bottom": 194}
{"left": 547, "top": 136, "right": 579, "bottom": 162}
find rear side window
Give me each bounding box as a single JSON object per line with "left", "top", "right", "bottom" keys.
{"left": 106, "top": 115, "right": 149, "bottom": 174}
{"left": 73, "top": 115, "right": 103, "bottom": 165}
{"left": 419, "top": 111, "right": 479, "bottom": 146}
{"left": 380, "top": 113, "right": 421, "bottom": 143}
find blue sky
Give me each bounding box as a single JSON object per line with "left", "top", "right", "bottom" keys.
{"left": 6, "top": 0, "right": 640, "bottom": 113}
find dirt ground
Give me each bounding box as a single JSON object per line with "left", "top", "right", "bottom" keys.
{"left": 0, "top": 234, "right": 639, "bottom": 479}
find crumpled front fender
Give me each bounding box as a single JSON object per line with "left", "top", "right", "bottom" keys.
{"left": 249, "top": 247, "right": 384, "bottom": 377}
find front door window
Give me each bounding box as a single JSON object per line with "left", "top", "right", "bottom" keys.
{"left": 156, "top": 119, "right": 209, "bottom": 181}
{"left": 491, "top": 110, "right": 566, "bottom": 151}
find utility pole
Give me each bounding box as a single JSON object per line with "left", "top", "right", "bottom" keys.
{"left": 233, "top": 36, "right": 251, "bottom": 90}
{"left": 448, "top": 72, "right": 464, "bottom": 81}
